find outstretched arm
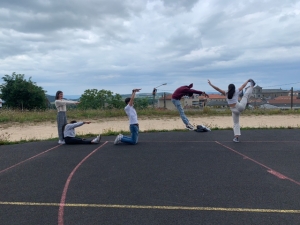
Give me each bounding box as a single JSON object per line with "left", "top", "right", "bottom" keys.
{"left": 207, "top": 80, "right": 226, "bottom": 95}
{"left": 238, "top": 79, "right": 250, "bottom": 91}
{"left": 129, "top": 89, "right": 141, "bottom": 106}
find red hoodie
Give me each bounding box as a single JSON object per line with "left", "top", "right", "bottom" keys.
{"left": 172, "top": 84, "right": 204, "bottom": 100}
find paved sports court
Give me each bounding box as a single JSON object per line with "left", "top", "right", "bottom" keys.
{"left": 0, "top": 129, "right": 299, "bottom": 225}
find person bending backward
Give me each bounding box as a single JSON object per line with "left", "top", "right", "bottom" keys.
{"left": 55, "top": 91, "right": 80, "bottom": 144}
{"left": 63, "top": 121, "right": 101, "bottom": 144}
{"left": 172, "top": 83, "right": 209, "bottom": 130}
{"left": 114, "top": 88, "right": 141, "bottom": 145}
{"left": 207, "top": 79, "right": 256, "bottom": 143}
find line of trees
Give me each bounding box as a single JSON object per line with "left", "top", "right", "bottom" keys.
{"left": 0, "top": 72, "right": 48, "bottom": 110}
{"left": 0, "top": 72, "right": 150, "bottom": 110}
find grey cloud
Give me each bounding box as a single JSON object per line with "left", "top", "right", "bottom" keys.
{"left": 1, "top": 0, "right": 299, "bottom": 95}
{"left": 161, "top": 0, "right": 199, "bottom": 11}
{"left": 0, "top": 0, "right": 143, "bottom": 33}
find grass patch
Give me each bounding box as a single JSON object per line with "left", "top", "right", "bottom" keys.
{"left": 0, "top": 108, "right": 299, "bottom": 124}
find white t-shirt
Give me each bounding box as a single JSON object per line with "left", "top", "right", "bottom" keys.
{"left": 226, "top": 89, "right": 241, "bottom": 104}
{"left": 124, "top": 104, "right": 138, "bottom": 124}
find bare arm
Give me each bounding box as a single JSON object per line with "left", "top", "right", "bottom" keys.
{"left": 207, "top": 80, "right": 226, "bottom": 95}
{"left": 129, "top": 89, "right": 141, "bottom": 106}
{"left": 238, "top": 79, "right": 250, "bottom": 92}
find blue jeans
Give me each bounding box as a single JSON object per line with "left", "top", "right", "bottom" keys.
{"left": 121, "top": 124, "right": 139, "bottom": 145}
{"left": 172, "top": 99, "right": 189, "bottom": 125}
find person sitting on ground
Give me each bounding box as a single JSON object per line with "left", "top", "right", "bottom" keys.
{"left": 63, "top": 121, "right": 101, "bottom": 144}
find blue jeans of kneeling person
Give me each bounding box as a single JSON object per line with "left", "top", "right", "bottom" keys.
{"left": 171, "top": 99, "right": 189, "bottom": 125}
{"left": 121, "top": 124, "right": 139, "bottom": 144}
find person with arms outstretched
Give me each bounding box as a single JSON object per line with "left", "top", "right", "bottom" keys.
{"left": 172, "top": 83, "right": 209, "bottom": 130}
{"left": 114, "top": 88, "right": 141, "bottom": 145}
{"left": 63, "top": 121, "right": 101, "bottom": 144}
{"left": 55, "top": 90, "right": 80, "bottom": 144}
{"left": 208, "top": 79, "right": 256, "bottom": 142}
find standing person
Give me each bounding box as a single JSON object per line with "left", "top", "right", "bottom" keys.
{"left": 207, "top": 79, "right": 256, "bottom": 143}
{"left": 0, "top": 98, "right": 2, "bottom": 109}
{"left": 55, "top": 91, "right": 80, "bottom": 144}
{"left": 63, "top": 121, "right": 101, "bottom": 144}
{"left": 172, "top": 83, "right": 209, "bottom": 130}
{"left": 114, "top": 88, "right": 141, "bottom": 145}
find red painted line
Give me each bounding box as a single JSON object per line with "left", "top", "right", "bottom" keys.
{"left": 267, "top": 170, "right": 287, "bottom": 179}
{"left": 125, "top": 140, "right": 300, "bottom": 143}
{"left": 58, "top": 141, "right": 109, "bottom": 225}
{"left": 0, "top": 145, "right": 61, "bottom": 174}
{"left": 215, "top": 141, "right": 300, "bottom": 186}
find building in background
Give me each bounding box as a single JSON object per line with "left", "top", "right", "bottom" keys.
{"left": 253, "top": 86, "right": 289, "bottom": 99}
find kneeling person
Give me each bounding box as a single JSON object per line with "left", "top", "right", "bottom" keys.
{"left": 63, "top": 121, "right": 101, "bottom": 144}
{"left": 114, "top": 88, "right": 140, "bottom": 145}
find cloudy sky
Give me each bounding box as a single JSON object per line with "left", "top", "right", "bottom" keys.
{"left": 1, "top": 0, "right": 300, "bottom": 96}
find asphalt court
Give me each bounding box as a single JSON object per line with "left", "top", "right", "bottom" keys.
{"left": 0, "top": 129, "right": 300, "bottom": 225}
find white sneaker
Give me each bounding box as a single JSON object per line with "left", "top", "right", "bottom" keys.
{"left": 91, "top": 135, "right": 101, "bottom": 144}
{"left": 186, "top": 124, "right": 195, "bottom": 131}
{"left": 114, "top": 134, "right": 123, "bottom": 145}
{"left": 233, "top": 137, "right": 239, "bottom": 143}
{"left": 58, "top": 140, "right": 65, "bottom": 144}
{"left": 201, "top": 125, "right": 211, "bottom": 131}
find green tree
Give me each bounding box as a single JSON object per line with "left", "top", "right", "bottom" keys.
{"left": 78, "top": 89, "right": 124, "bottom": 109}
{"left": 0, "top": 72, "right": 47, "bottom": 110}
{"left": 134, "top": 97, "right": 149, "bottom": 109}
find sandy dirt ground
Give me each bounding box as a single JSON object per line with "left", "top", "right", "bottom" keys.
{"left": 1, "top": 115, "right": 299, "bottom": 141}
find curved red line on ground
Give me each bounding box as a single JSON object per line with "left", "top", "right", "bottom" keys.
{"left": 58, "top": 141, "right": 108, "bottom": 225}
{"left": 215, "top": 141, "right": 300, "bottom": 186}
{"left": 0, "top": 145, "right": 61, "bottom": 174}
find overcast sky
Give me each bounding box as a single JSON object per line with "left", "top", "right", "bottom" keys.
{"left": 1, "top": 0, "right": 300, "bottom": 96}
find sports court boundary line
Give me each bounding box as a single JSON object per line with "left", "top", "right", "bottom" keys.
{"left": 1, "top": 201, "right": 300, "bottom": 214}
{"left": 0, "top": 145, "right": 62, "bottom": 174}
{"left": 58, "top": 141, "right": 109, "bottom": 225}
{"left": 113, "top": 140, "right": 300, "bottom": 143}
{"left": 215, "top": 141, "right": 300, "bottom": 186}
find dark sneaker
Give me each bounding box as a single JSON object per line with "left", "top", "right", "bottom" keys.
{"left": 186, "top": 124, "right": 195, "bottom": 131}
{"left": 249, "top": 79, "right": 256, "bottom": 87}
{"left": 233, "top": 137, "right": 239, "bottom": 143}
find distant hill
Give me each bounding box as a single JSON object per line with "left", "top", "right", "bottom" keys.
{"left": 46, "top": 92, "right": 173, "bottom": 103}
{"left": 46, "top": 94, "right": 56, "bottom": 103}
{"left": 121, "top": 92, "right": 172, "bottom": 98}
{"left": 46, "top": 94, "right": 80, "bottom": 103}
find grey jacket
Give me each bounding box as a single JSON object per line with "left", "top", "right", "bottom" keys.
{"left": 64, "top": 122, "right": 84, "bottom": 138}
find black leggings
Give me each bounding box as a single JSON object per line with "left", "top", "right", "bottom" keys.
{"left": 65, "top": 137, "right": 92, "bottom": 144}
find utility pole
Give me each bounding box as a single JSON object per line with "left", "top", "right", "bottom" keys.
{"left": 152, "top": 83, "right": 167, "bottom": 108}
{"left": 291, "top": 87, "right": 293, "bottom": 109}
{"left": 152, "top": 88, "right": 157, "bottom": 108}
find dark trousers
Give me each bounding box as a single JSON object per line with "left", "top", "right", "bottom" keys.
{"left": 65, "top": 137, "right": 92, "bottom": 144}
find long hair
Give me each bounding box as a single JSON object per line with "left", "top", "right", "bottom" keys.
{"left": 227, "top": 84, "right": 235, "bottom": 99}
{"left": 55, "top": 90, "right": 63, "bottom": 100}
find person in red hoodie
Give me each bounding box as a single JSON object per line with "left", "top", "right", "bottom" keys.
{"left": 172, "top": 83, "right": 209, "bottom": 130}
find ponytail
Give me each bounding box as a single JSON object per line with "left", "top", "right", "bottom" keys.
{"left": 227, "top": 84, "right": 235, "bottom": 99}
